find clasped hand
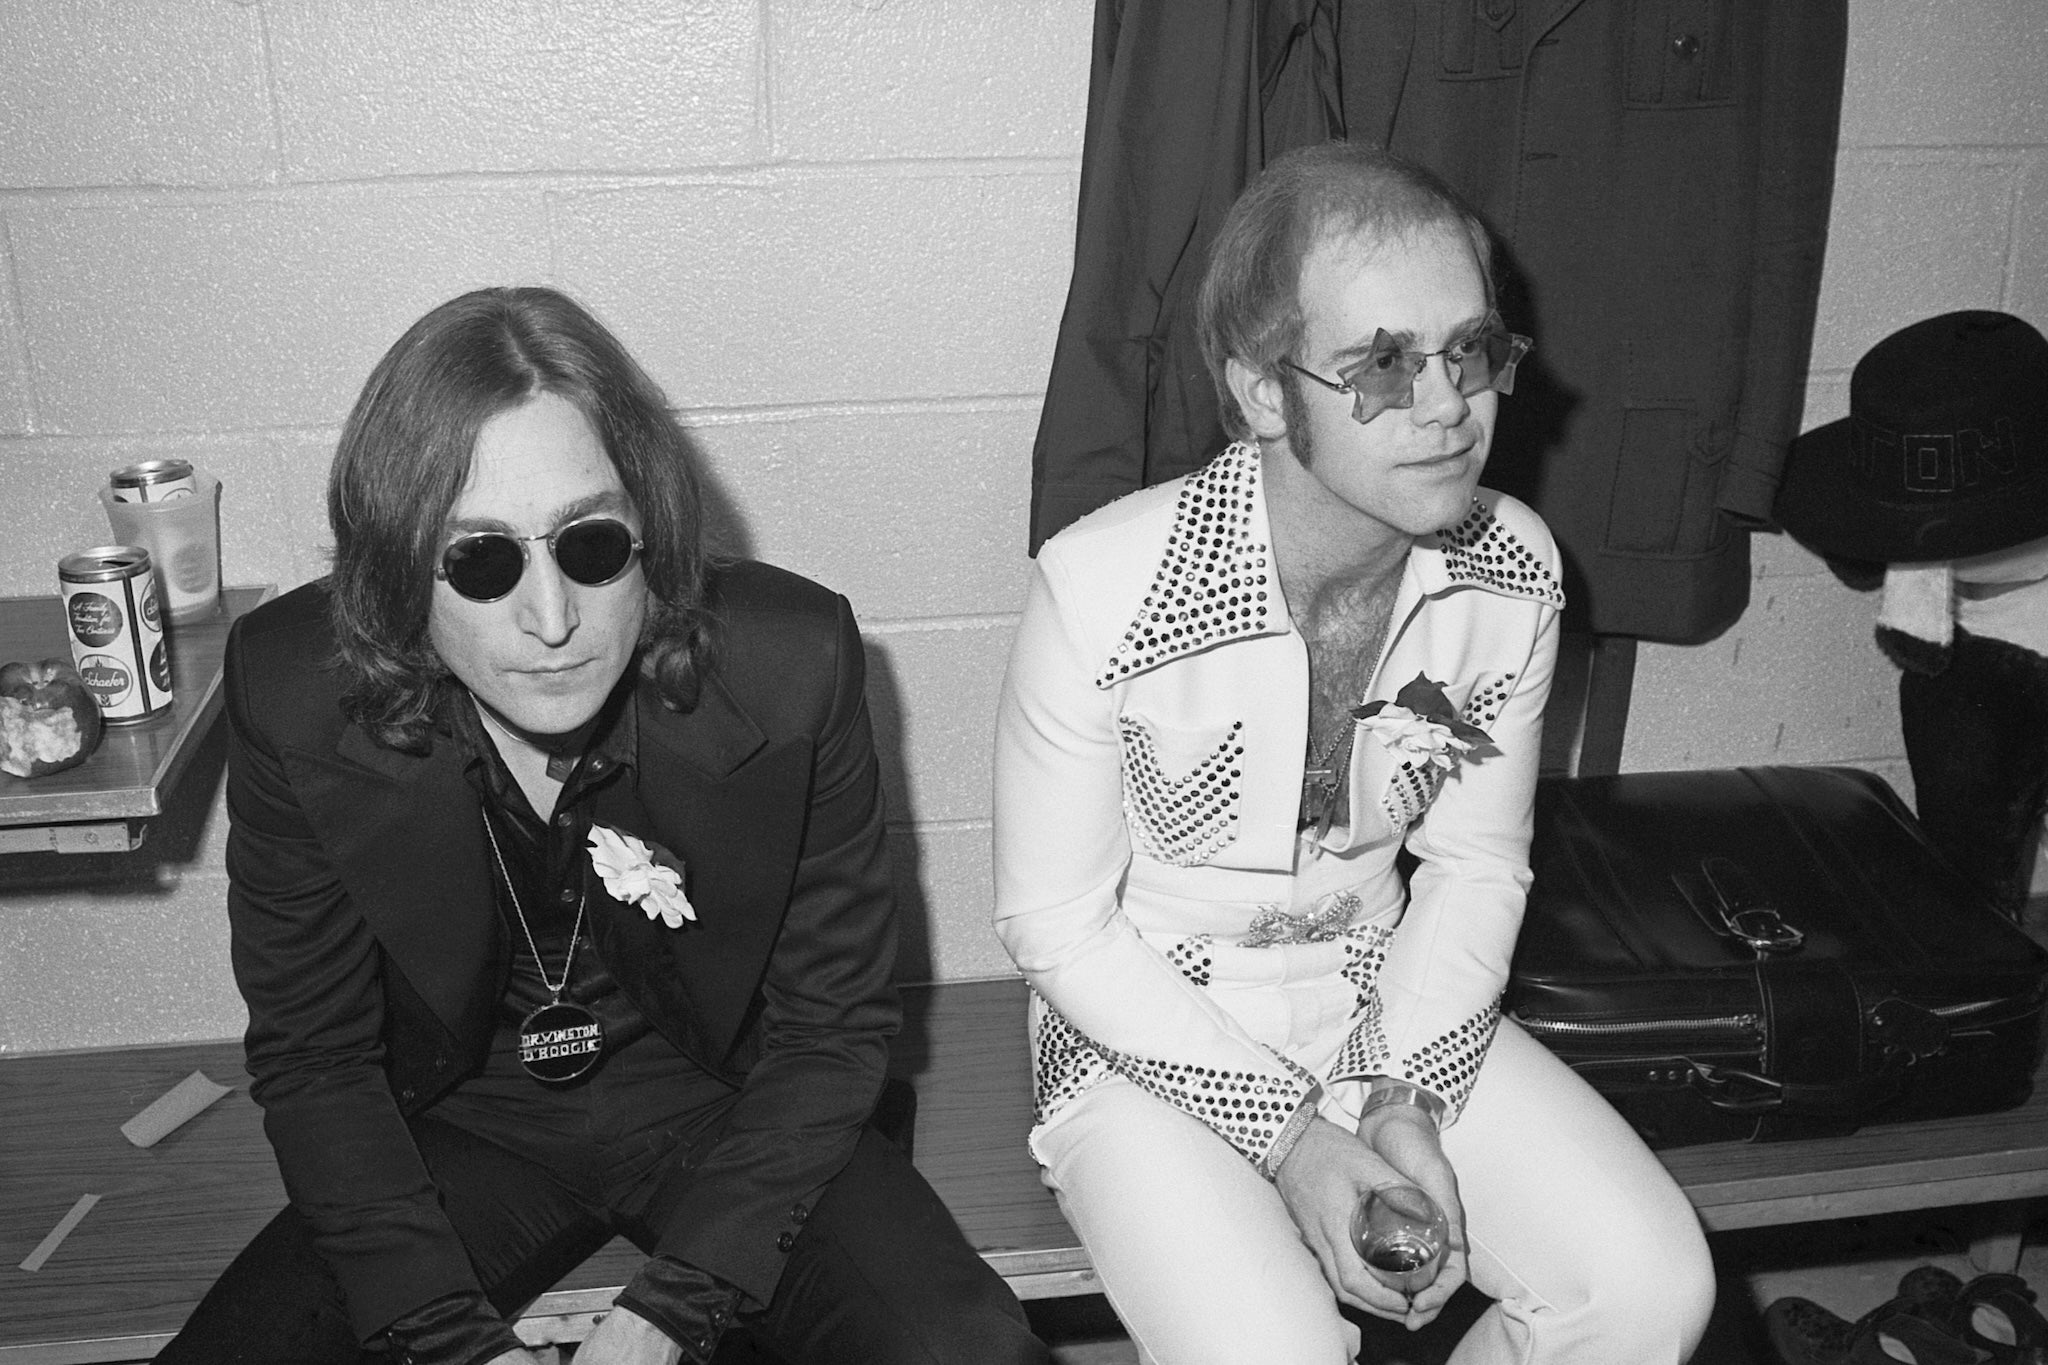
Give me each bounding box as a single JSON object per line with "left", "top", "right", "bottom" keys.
{"left": 489, "top": 1304, "right": 683, "bottom": 1365}
{"left": 1273, "top": 1106, "right": 1468, "bottom": 1329}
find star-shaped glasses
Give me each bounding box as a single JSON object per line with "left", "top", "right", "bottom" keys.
{"left": 1283, "top": 313, "right": 1532, "bottom": 426}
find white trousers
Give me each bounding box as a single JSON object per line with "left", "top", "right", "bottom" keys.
{"left": 1034, "top": 1020, "right": 1717, "bottom": 1364}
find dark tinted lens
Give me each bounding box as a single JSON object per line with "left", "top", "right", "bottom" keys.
{"left": 443, "top": 534, "right": 526, "bottom": 601}
{"left": 553, "top": 519, "right": 637, "bottom": 586}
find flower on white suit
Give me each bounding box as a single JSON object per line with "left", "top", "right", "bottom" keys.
{"left": 587, "top": 824, "right": 694, "bottom": 927}
{"left": 1355, "top": 704, "right": 1472, "bottom": 771}
{"left": 1352, "top": 673, "right": 1495, "bottom": 776}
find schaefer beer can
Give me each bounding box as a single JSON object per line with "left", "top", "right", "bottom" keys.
{"left": 58, "top": 547, "right": 174, "bottom": 723}
{"left": 109, "top": 459, "right": 197, "bottom": 503}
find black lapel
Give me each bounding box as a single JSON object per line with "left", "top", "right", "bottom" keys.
{"left": 588, "top": 674, "right": 811, "bottom": 1069}
{"left": 282, "top": 724, "right": 504, "bottom": 1045}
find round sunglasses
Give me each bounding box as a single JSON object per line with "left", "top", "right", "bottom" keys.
{"left": 435, "top": 516, "right": 644, "bottom": 603}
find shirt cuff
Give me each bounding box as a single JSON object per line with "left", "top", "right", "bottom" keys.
{"left": 380, "top": 1290, "right": 524, "bottom": 1365}
{"left": 613, "top": 1255, "right": 744, "bottom": 1364}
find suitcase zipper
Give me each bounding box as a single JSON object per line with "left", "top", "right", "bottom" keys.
{"left": 1510, "top": 1012, "right": 1761, "bottom": 1039}
{"left": 1927, "top": 998, "right": 2017, "bottom": 1020}
{"left": 1513, "top": 1000, "right": 2024, "bottom": 1042}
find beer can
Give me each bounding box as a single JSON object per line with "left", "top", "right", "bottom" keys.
{"left": 109, "top": 459, "right": 198, "bottom": 503}
{"left": 58, "top": 547, "right": 174, "bottom": 723}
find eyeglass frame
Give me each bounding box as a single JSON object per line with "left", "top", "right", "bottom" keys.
{"left": 433, "top": 514, "right": 645, "bottom": 604}
{"left": 1280, "top": 313, "right": 1533, "bottom": 427}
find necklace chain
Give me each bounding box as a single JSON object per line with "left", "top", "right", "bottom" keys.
{"left": 1300, "top": 577, "right": 1398, "bottom": 834}
{"left": 480, "top": 809, "right": 587, "bottom": 1002}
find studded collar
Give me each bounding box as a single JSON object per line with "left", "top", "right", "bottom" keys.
{"left": 1095, "top": 443, "right": 1566, "bottom": 688}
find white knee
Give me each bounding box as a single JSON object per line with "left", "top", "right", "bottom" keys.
{"left": 1525, "top": 1208, "right": 1717, "bottom": 1361}
{"left": 1601, "top": 1216, "right": 1715, "bottom": 1357}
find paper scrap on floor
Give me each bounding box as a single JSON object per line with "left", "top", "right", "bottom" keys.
{"left": 121, "top": 1069, "right": 231, "bottom": 1148}
{"left": 19, "top": 1194, "right": 100, "bottom": 1272}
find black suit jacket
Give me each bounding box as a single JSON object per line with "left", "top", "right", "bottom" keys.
{"left": 222, "top": 561, "right": 898, "bottom": 1340}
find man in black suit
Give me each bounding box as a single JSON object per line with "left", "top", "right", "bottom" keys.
{"left": 159, "top": 287, "right": 1044, "bottom": 1365}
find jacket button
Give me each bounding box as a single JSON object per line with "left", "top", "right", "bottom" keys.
{"left": 560, "top": 887, "right": 577, "bottom": 904}
{"left": 555, "top": 812, "right": 572, "bottom": 828}
{"left": 399, "top": 1087, "right": 417, "bottom": 1103}
{"left": 1671, "top": 32, "right": 1701, "bottom": 58}
{"left": 777, "top": 1230, "right": 796, "bottom": 1252}
{"left": 789, "top": 1203, "right": 808, "bottom": 1224}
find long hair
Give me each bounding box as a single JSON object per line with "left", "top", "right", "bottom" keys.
{"left": 327, "top": 286, "right": 715, "bottom": 752}
{"left": 1197, "top": 143, "right": 1497, "bottom": 440}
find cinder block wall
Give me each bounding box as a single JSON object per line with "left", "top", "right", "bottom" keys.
{"left": 1, "top": 2, "right": 2041, "bottom": 1053}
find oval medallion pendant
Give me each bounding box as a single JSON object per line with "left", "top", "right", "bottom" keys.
{"left": 518, "top": 1000, "right": 605, "bottom": 1082}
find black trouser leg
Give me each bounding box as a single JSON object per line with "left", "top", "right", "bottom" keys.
{"left": 152, "top": 1203, "right": 381, "bottom": 1365}
{"left": 1901, "top": 630, "right": 2048, "bottom": 919}
{"left": 156, "top": 1115, "right": 1041, "bottom": 1364}
{"left": 743, "top": 1128, "right": 1048, "bottom": 1365}
{"left": 155, "top": 1116, "right": 618, "bottom": 1364}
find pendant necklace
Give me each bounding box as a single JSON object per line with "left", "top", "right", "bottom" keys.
{"left": 1302, "top": 719, "right": 1359, "bottom": 842}
{"left": 481, "top": 811, "right": 605, "bottom": 1083}
{"left": 1298, "top": 572, "right": 1399, "bottom": 841}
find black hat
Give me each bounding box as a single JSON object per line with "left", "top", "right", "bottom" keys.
{"left": 1774, "top": 310, "right": 2048, "bottom": 563}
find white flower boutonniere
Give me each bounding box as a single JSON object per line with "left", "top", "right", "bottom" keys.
{"left": 587, "top": 824, "right": 694, "bottom": 928}
{"left": 1355, "top": 705, "right": 1470, "bottom": 770}
{"left": 1353, "top": 674, "right": 1494, "bottom": 773}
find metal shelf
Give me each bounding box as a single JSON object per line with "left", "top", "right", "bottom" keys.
{"left": 0, "top": 585, "right": 275, "bottom": 853}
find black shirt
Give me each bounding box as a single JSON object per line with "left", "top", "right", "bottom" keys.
{"left": 381, "top": 685, "right": 743, "bottom": 1365}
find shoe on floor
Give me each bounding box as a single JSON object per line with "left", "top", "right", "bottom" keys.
{"left": 1938, "top": 1274, "right": 2048, "bottom": 1365}
{"left": 1765, "top": 1270, "right": 1989, "bottom": 1365}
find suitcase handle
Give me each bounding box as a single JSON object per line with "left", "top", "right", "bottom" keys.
{"left": 1673, "top": 858, "right": 1807, "bottom": 956}
{"left": 1685, "top": 1057, "right": 1907, "bottom": 1116}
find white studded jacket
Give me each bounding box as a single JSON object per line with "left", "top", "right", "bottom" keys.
{"left": 993, "top": 443, "right": 1566, "bottom": 1173}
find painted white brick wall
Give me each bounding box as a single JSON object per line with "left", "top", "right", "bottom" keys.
{"left": 689, "top": 406, "right": 1036, "bottom": 618}
{"left": 771, "top": 1, "right": 1089, "bottom": 160}
{"left": 0, "top": 236, "right": 30, "bottom": 434}
{"left": 550, "top": 173, "right": 1073, "bottom": 406}
{"left": 12, "top": 191, "right": 556, "bottom": 430}
{"left": 0, "top": 3, "right": 274, "bottom": 188}
{"left": 0, "top": 0, "right": 2041, "bottom": 1052}
{"left": 265, "top": 1, "right": 767, "bottom": 176}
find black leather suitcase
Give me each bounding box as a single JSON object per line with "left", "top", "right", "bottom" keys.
{"left": 1506, "top": 766, "right": 2048, "bottom": 1148}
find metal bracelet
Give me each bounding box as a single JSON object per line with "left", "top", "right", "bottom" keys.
{"left": 1358, "top": 1080, "right": 1446, "bottom": 1128}
{"left": 1257, "top": 1084, "right": 1324, "bottom": 1181}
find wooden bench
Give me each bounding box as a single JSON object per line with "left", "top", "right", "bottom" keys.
{"left": 4, "top": 977, "right": 2045, "bottom": 1362}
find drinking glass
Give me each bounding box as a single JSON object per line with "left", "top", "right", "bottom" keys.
{"left": 1350, "top": 1184, "right": 1450, "bottom": 1304}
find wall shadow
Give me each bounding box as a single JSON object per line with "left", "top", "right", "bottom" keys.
{"left": 855, "top": 639, "right": 936, "bottom": 987}
{"left": 1483, "top": 241, "right": 1598, "bottom": 628}
{"left": 691, "top": 439, "right": 758, "bottom": 564}
{"left": 680, "top": 427, "right": 937, "bottom": 988}
{"left": 0, "top": 719, "right": 228, "bottom": 895}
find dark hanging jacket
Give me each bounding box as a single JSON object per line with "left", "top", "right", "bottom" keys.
{"left": 1028, "top": 0, "right": 1343, "bottom": 551}
{"left": 1031, "top": 0, "right": 1847, "bottom": 644}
